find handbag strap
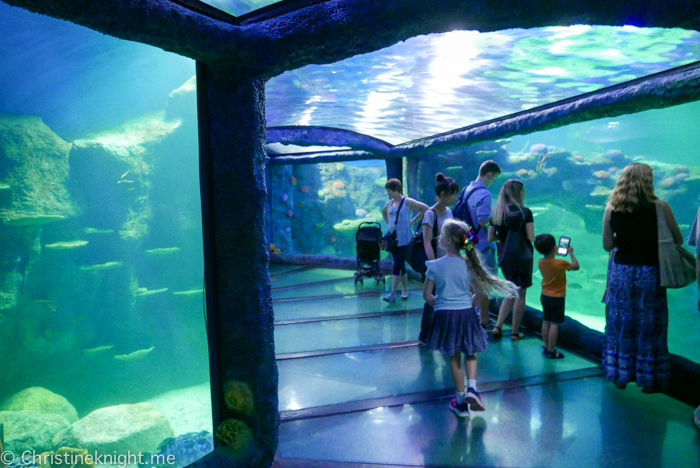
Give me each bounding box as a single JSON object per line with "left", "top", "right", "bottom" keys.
{"left": 417, "top": 209, "right": 439, "bottom": 238}
{"left": 655, "top": 200, "right": 675, "bottom": 245}
{"left": 393, "top": 196, "right": 406, "bottom": 227}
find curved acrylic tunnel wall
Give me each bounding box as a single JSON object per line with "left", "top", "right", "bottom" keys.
{"left": 267, "top": 96, "right": 700, "bottom": 368}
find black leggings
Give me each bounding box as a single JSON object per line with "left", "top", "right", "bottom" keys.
{"left": 392, "top": 244, "right": 409, "bottom": 276}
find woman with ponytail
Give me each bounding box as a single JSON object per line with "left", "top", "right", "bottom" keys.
{"left": 423, "top": 219, "right": 518, "bottom": 418}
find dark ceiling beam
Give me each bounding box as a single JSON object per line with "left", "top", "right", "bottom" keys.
{"left": 267, "top": 149, "right": 379, "bottom": 165}
{"left": 3, "top": 0, "right": 700, "bottom": 78}
{"left": 267, "top": 126, "right": 393, "bottom": 153}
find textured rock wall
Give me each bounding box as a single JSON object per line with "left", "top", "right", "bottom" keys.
{"left": 194, "top": 64, "right": 278, "bottom": 467}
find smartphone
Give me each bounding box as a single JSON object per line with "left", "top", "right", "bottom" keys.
{"left": 557, "top": 236, "right": 571, "bottom": 256}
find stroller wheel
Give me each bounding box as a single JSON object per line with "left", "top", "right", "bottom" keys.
{"left": 382, "top": 277, "right": 386, "bottom": 285}
{"left": 360, "top": 277, "right": 364, "bottom": 285}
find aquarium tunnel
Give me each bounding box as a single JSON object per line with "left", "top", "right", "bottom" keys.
{"left": 1, "top": 0, "right": 700, "bottom": 467}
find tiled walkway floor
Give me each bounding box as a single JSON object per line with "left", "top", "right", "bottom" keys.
{"left": 271, "top": 265, "right": 700, "bottom": 468}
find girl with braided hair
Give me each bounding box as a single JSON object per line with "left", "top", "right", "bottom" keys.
{"left": 423, "top": 219, "right": 518, "bottom": 418}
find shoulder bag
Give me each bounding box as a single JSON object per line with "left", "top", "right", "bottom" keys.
{"left": 498, "top": 210, "right": 533, "bottom": 272}
{"left": 407, "top": 209, "right": 438, "bottom": 274}
{"left": 381, "top": 197, "right": 405, "bottom": 254}
{"left": 656, "top": 201, "right": 696, "bottom": 288}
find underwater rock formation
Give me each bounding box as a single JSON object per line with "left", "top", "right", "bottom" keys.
{"left": 54, "top": 402, "right": 173, "bottom": 454}
{"left": 223, "top": 380, "right": 255, "bottom": 417}
{"left": 34, "top": 447, "right": 95, "bottom": 468}
{"left": 0, "top": 387, "right": 78, "bottom": 424}
{"left": 271, "top": 161, "right": 387, "bottom": 257}
{"left": 0, "top": 410, "right": 70, "bottom": 454}
{"left": 214, "top": 419, "right": 253, "bottom": 459}
{"left": 0, "top": 114, "right": 75, "bottom": 220}
{"left": 141, "top": 431, "right": 213, "bottom": 468}
{"left": 68, "top": 111, "right": 179, "bottom": 240}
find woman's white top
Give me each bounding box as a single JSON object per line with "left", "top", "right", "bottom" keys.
{"left": 386, "top": 197, "right": 413, "bottom": 247}
{"left": 422, "top": 207, "right": 454, "bottom": 258}
{"left": 425, "top": 256, "right": 474, "bottom": 311}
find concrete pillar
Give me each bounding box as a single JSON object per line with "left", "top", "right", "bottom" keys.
{"left": 195, "top": 62, "right": 278, "bottom": 467}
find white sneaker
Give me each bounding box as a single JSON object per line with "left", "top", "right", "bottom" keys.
{"left": 401, "top": 289, "right": 409, "bottom": 300}
{"left": 383, "top": 293, "right": 397, "bottom": 303}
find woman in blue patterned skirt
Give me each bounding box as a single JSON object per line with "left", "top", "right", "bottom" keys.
{"left": 602, "top": 163, "right": 683, "bottom": 393}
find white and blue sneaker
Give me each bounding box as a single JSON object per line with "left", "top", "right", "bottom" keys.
{"left": 449, "top": 398, "right": 470, "bottom": 418}
{"left": 465, "top": 388, "right": 485, "bottom": 411}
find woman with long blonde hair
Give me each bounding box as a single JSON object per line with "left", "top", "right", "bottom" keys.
{"left": 602, "top": 163, "right": 683, "bottom": 393}
{"left": 423, "top": 219, "right": 517, "bottom": 417}
{"left": 488, "top": 179, "right": 535, "bottom": 340}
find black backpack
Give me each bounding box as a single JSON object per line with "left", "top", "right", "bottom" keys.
{"left": 453, "top": 185, "right": 488, "bottom": 234}
{"left": 407, "top": 209, "right": 439, "bottom": 275}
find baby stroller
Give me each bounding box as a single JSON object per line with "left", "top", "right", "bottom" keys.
{"left": 354, "top": 221, "right": 385, "bottom": 286}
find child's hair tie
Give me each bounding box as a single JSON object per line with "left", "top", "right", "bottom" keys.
{"left": 462, "top": 228, "right": 478, "bottom": 252}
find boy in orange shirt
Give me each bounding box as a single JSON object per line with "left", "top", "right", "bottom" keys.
{"left": 534, "top": 234, "right": 579, "bottom": 359}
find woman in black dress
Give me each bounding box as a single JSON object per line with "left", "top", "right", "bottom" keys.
{"left": 488, "top": 179, "right": 534, "bottom": 340}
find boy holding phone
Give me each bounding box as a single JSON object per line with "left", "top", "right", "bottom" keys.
{"left": 534, "top": 234, "right": 580, "bottom": 359}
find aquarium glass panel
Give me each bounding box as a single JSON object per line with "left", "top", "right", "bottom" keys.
{"left": 267, "top": 26, "right": 700, "bottom": 145}
{"left": 0, "top": 3, "right": 212, "bottom": 456}
{"left": 196, "top": 0, "right": 283, "bottom": 17}
{"left": 411, "top": 100, "right": 700, "bottom": 365}
{"left": 268, "top": 161, "right": 391, "bottom": 259}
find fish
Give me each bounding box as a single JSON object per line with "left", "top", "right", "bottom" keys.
{"left": 117, "top": 180, "right": 134, "bottom": 184}
{"left": 145, "top": 247, "right": 181, "bottom": 256}
{"left": 114, "top": 346, "right": 155, "bottom": 361}
{"left": 135, "top": 288, "right": 168, "bottom": 297}
{"left": 529, "top": 206, "right": 550, "bottom": 212}
{"left": 44, "top": 240, "right": 89, "bottom": 249}
{"left": 83, "top": 227, "right": 114, "bottom": 234}
{"left": 120, "top": 171, "right": 130, "bottom": 179}
{"left": 173, "top": 289, "right": 204, "bottom": 296}
{"left": 590, "top": 186, "right": 612, "bottom": 197}
{"left": 79, "top": 261, "right": 123, "bottom": 271}
{"left": 568, "top": 283, "right": 583, "bottom": 290}
{"left": 82, "top": 344, "right": 115, "bottom": 356}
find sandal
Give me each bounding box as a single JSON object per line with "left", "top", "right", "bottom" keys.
{"left": 491, "top": 326, "right": 503, "bottom": 339}
{"left": 510, "top": 332, "right": 525, "bottom": 341}
{"left": 543, "top": 349, "right": 565, "bottom": 359}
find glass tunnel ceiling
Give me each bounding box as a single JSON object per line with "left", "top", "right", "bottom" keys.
{"left": 266, "top": 25, "right": 700, "bottom": 146}
{"left": 196, "top": 0, "right": 283, "bottom": 17}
